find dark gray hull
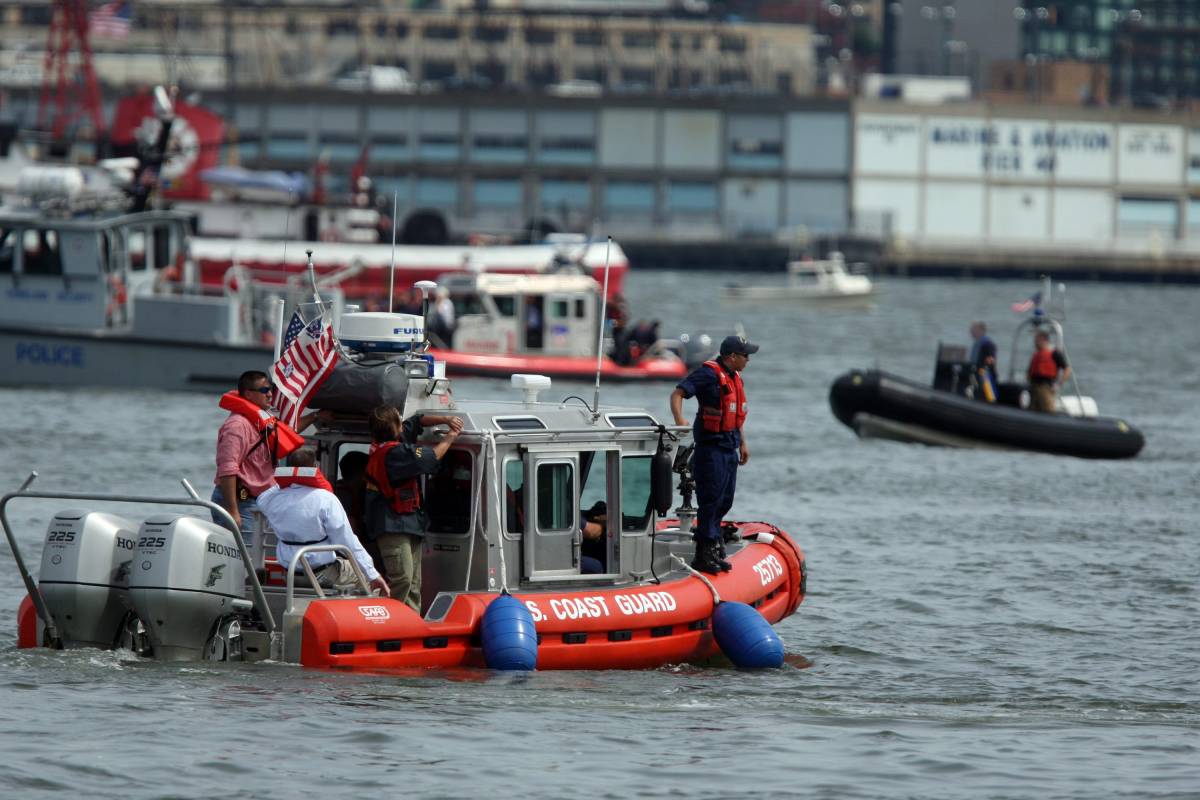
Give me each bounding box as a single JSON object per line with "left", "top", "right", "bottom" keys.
{"left": 1, "top": 326, "right": 274, "bottom": 393}
{"left": 829, "top": 369, "right": 1145, "bottom": 460}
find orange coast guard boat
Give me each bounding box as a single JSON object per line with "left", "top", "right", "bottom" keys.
{"left": 5, "top": 314, "right": 804, "bottom": 671}
{"left": 424, "top": 272, "right": 696, "bottom": 382}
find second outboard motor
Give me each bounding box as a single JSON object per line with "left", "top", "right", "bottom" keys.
{"left": 128, "top": 515, "right": 248, "bottom": 662}
{"left": 37, "top": 511, "right": 139, "bottom": 649}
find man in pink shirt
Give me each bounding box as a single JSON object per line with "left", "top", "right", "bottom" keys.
{"left": 212, "top": 370, "right": 328, "bottom": 542}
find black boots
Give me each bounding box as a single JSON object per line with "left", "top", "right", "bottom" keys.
{"left": 691, "top": 539, "right": 732, "bottom": 575}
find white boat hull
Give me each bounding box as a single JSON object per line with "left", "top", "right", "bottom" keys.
{"left": 0, "top": 326, "right": 271, "bottom": 392}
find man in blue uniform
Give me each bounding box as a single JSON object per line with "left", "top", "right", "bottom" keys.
{"left": 969, "top": 321, "right": 997, "bottom": 381}
{"left": 669, "top": 334, "right": 758, "bottom": 574}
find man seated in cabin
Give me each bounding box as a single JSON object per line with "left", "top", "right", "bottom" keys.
{"left": 580, "top": 501, "right": 607, "bottom": 575}
{"left": 256, "top": 449, "right": 389, "bottom": 595}
{"left": 1026, "top": 330, "right": 1071, "bottom": 414}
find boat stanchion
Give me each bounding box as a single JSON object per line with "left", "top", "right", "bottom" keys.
{"left": 481, "top": 592, "right": 538, "bottom": 671}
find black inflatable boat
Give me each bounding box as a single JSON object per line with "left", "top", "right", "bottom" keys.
{"left": 829, "top": 368, "right": 1144, "bottom": 459}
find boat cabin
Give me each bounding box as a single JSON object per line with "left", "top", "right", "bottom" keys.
{"left": 784, "top": 252, "right": 872, "bottom": 294}
{"left": 436, "top": 272, "right": 601, "bottom": 356}
{"left": 0, "top": 209, "right": 192, "bottom": 332}
{"left": 0, "top": 208, "right": 342, "bottom": 348}
{"left": 283, "top": 370, "right": 685, "bottom": 616}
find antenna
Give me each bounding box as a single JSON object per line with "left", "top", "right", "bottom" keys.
{"left": 590, "top": 236, "right": 613, "bottom": 421}
{"left": 281, "top": 206, "right": 291, "bottom": 288}
{"left": 388, "top": 189, "right": 398, "bottom": 313}
{"left": 306, "top": 249, "right": 326, "bottom": 317}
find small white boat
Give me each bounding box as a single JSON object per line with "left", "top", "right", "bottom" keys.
{"left": 725, "top": 252, "right": 876, "bottom": 306}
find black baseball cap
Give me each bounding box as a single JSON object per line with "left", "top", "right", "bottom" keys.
{"left": 719, "top": 335, "right": 760, "bottom": 356}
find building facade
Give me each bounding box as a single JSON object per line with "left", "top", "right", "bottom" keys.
{"left": 1015, "top": 0, "right": 1200, "bottom": 106}
{"left": 0, "top": 1, "right": 816, "bottom": 98}
{"left": 853, "top": 99, "right": 1200, "bottom": 255}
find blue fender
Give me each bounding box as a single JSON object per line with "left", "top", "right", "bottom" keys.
{"left": 712, "top": 601, "right": 784, "bottom": 669}
{"left": 481, "top": 593, "right": 538, "bottom": 671}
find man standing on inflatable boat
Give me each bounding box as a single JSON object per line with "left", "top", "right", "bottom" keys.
{"left": 364, "top": 405, "right": 464, "bottom": 612}
{"left": 669, "top": 335, "right": 758, "bottom": 575}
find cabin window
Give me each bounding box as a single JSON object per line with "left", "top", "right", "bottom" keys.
{"left": 575, "top": 299, "right": 587, "bottom": 318}
{"left": 550, "top": 299, "right": 569, "bottom": 319}
{"left": 96, "top": 232, "right": 110, "bottom": 274}
{"left": 452, "top": 293, "right": 485, "bottom": 317}
{"left": 426, "top": 448, "right": 473, "bottom": 534}
{"left": 579, "top": 451, "right": 608, "bottom": 511}
{"left": 0, "top": 228, "right": 14, "bottom": 274}
{"left": 21, "top": 229, "right": 62, "bottom": 276}
{"left": 152, "top": 224, "right": 173, "bottom": 270}
{"left": 504, "top": 459, "right": 525, "bottom": 534}
{"left": 620, "top": 455, "right": 653, "bottom": 532}
{"left": 494, "top": 416, "right": 546, "bottom": 431}
{"left": 536, "top": 462, "right": 574, "bottom": 532}
{"left": 127, "top": 228, "right": 147, "bottom": 271}
{"left": 607, "top": 414, "right": 656, "bottom": 428}
{"left": 494, "top": 296, "right": 516, "bottom": 317}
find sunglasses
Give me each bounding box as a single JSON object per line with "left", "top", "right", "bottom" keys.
{"left": 248, "top": 385, "right": 275, "bottom": 395}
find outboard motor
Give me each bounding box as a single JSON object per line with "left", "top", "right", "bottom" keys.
{"left": 932, "top": 343, "right": 975, "bottom": 396}
{"left": 128, "top": 515, "right": 248, "bottom": 662}
{"left": 37, "top": 511, "right": 139, "bottom": 649}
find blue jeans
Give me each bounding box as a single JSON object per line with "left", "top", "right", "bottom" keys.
{"left": 692, "top": 445, "right": 738, "bottom": 545}
{"left": 210, "top": 485, "right": 258, "bottom": 545}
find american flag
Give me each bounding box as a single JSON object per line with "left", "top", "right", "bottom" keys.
{"left": 1011, "top": 291, "right": 1042, "bottom": 314}
{"left": 90, "top": 1, "right": 133, "bottom": 40}
{"left": 271, "top": 311, "right": 338, "bottom": 428}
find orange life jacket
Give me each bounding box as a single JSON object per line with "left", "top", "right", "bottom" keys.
{"left": 218, "top": 391, "right": 305, "bottom": 466}
{"left": 365, "top": 441, "right": 422, "bottom": 514}
{"left": 1028, "top": 348, "right": 1059, "bottom": 381}
{"left": 274, "top": 466, "right": 333, "bottom": 493}
{"left": 699, "top": 360, "right": 747, "bottom": 433}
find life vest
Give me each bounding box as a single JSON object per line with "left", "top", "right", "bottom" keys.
{"left": 698, "top": 360, "right": 747, "bottom": 433}
{"left": 218, "top": 391, "right": 305, "bottom": 466}
{"left": 274, "top": 466, "right": 333, "bottom": 493}
{"left": 1028, "top": 349, "right": 1059, "bottom": 381}
{"left": 365, "top": 441, "right": 422, "bottom": 515}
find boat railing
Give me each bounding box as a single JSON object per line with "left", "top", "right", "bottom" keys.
{"left": 283, "top": 544, "right": 375, "bottom": 614}
{"left": 0, "top": 473, "right": 277, "bottom": 648}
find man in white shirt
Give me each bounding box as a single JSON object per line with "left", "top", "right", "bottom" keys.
{"left": 257, "top": 450, "right": 389, "bottom": 596}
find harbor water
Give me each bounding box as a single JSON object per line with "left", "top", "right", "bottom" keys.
{"left": 0, "top": 274, "right": 1196, "bottom": 799}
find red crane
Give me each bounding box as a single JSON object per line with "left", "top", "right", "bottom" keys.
{"left": 38, "top": 0, "right": 107, "bottom": 141}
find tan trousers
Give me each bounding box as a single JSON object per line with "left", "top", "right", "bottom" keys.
{"left": 378, "top": 533, "right": 422, "bottom": 613}
{"left": 1030, "top": 383, "right": 1058, "bottom": 413}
